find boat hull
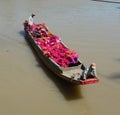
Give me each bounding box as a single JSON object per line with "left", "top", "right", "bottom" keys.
{"left": 23, "top": 21, "right": 99, "bottom": 85}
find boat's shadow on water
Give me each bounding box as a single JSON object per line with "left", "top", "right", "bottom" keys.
{"left": 19, "top": 31, "right": 83, "bottom": 101}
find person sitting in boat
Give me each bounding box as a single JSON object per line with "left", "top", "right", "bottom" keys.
{"left": 81, "top": 63, "right": 97, "bottom": 80}
{"left": 28, "top": 14, "right": 35, "bottom": 26}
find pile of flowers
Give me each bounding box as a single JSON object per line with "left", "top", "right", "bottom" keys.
{"left": 24, "top": 22, "right": 79, "bottom": 68}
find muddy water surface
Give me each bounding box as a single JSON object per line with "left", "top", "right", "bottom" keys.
{"left": 0, "top": 0, "right": 120, "bottom": 115}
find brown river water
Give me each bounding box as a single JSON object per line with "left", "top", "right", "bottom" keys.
{"left": 0, "top": 0, "right": 120, "bottom": 115}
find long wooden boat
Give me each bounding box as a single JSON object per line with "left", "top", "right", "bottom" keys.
{"left": 23, "top": 19, "right": 99, "bottom": 85}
